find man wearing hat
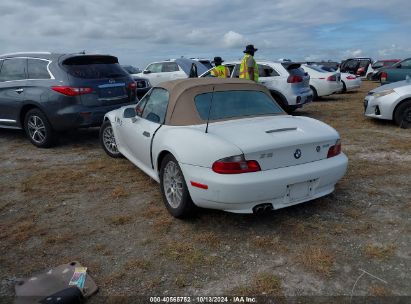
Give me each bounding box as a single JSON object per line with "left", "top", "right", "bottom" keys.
{"left": 210, "top": 57, "right": 230, "bottom": 78}
{"left": 239, "top": 44, "right": 259, "bottom": 82}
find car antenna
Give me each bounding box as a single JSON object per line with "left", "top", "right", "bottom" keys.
{"left": 205, "top": 86, "right": 215, "bottom": 134}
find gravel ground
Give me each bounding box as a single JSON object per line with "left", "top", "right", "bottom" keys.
{"left": 0, "top": 81, "right": 410, "bottom": 302}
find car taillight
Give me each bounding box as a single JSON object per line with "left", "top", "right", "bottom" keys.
{"left": 128, "top": 82, "right": 137, "bottom": 89}
{"left": 51, "top": 86, "right": 93, "bottom": 96}
{"left": 212, "top": 155, "right": 261, "bottom": 174}
{"left": 381, "top": 72, "right": 388, "bottom": 82}
{"left": 346, "top": 75, "right": 356, "bottom": 80}
{"left": 327, "top": 140, "right": 341, "bottom": 158}
{"left": 287, "top": 75, "right": 303, "bottom": 83}
{"left": 326, "top": 75, "right": 337, "bottom": 81}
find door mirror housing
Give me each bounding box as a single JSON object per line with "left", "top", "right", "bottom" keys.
{"left": 396, "top": 64, "right": 402, "bottom": 69}
{"left": 143, "top": 70, "right": 151, "bottom": 74}
{"left": 123, "top": 107, "right": 136, "bottom": 118}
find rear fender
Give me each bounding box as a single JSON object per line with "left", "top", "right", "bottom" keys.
{"left": 152, "top": 126, "right": 242, "bottom": 172}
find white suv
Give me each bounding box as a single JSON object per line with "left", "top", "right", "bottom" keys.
{"left": 137, "top": 58, "right": 208, "bottom": 86}
{"left": 200, "top": 60, "right": 312, "bottom": 113}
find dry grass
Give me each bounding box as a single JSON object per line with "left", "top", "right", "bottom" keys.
{"left": 107, "top": 215, "right": 133, "bottom": 226}
{"left": 298, "top": 246, "right": 335, "bottom": 276}
{"left": 124, "top": 258, "right": 152, "bottom": 272}
{"left": 174, "top": 274, "right": 189, "bottom": 288}
{"left": 152, "top": 216, "right": 173, "bottom": 234}
{"left": 44, "top": 233, "right": 74, "bottom": 245}
{"left": 369, "top": 284, "right": 391, "bottom": 296}
{"left": 0, "top": 219, "right": 44, "bottom": 245}
{"left": 110, "top": 186, "right": 128, "bottom": 199}
{"left": 194, "top": 231, "right": 221, "bottom": 248}
{"left": 234, "top": 273, "right": 283, "bottom": 296}
{"left": 364, "top": 243, "right": 396, "bottom": 260}
{"left": 159, "top": 242, "right": 215, "bottom": 268}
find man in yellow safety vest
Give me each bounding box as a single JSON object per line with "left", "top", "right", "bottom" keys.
{"left": 239, "top": 44, "right": 259, "bottom": 82}
{"left": 210, "top": 57, "right": 230, "bottom": 78}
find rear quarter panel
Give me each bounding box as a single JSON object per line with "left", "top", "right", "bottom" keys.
{"left": 152, "top": 125, "right": 243, "bottom": 172}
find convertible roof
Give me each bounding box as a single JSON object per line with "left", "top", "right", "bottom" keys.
{"left": 156, "top": 78, "right": 272, "bottom": 126}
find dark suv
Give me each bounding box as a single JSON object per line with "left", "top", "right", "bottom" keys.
{"left": 0, "top": 52, "right": 137, "bottom": 147}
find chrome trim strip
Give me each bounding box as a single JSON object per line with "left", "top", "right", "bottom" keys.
{"left": 266, "top": 127, "right": 298, "bottom": 133}
{"left": 0, "top": 57, "right": 55, "bottom": 82}
{"left": 0, "top": 119, "right": 17, "bottom": 123}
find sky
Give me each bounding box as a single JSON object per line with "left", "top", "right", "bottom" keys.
{"left": 0, "top": 0, "right": 410, "bottom": 69}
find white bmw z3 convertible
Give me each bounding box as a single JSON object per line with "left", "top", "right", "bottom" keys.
{"left": 100, "top": 78, "right": 348, "bottom": 218}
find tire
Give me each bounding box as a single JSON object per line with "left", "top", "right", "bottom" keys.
{"left": 24, "top": 108, "right": 55, "bottom": 148}
{"left": 159, "top": 154, "right": 195, "bottom": 218}
{"left": 284, "top": 105, "right": 297, "bottom": 114}
{"left": 100, "top": 120, "right": 122, "bottom": 158}
{"left": 341, "top": 81, "right": 347, "bottom": 93}
{"left": 394, "top": 100, "right": 411, "bottom": 129}
{"left": 366, "top": 73, "right": 372, "bottom": 81}
{"left": 310, "top": 86, "right": 318, "bottom": 101}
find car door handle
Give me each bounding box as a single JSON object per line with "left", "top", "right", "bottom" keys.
{"left": 143, "top": 131, "right": 150, "bottom": 137}
{"left": 14, "top": 89, "right": 24, "bottom": 94}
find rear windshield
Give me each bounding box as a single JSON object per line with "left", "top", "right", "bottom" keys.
{"left": 62, "top": 55, "right": 128, "bottom": 79}
{"left": 194, "top": 90, "right": 283, "bottom": 121}
{"left": 288, "top": 67, "right": 306, "bottom": 76}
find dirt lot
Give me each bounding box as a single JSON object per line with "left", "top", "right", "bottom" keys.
{"left": 0, "top": 81, "right": 410, "bottom": 301}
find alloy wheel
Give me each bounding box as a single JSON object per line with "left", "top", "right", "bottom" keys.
{"left": 163, "top": 161, "right": 184, "bottom": 208}
{"left": 102, "top": 126, "right": 118, "bottom": 154}
{"left": 27, "top": 115, "right": 46, "bottom": 144}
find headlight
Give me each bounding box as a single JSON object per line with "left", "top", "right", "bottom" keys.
{"left": 372, "top": 89, "right": 395, "bottom": 98}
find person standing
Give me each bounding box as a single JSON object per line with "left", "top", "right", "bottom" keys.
{"left": 210, "top": 57, "right": 230, "bottom": 78}
{"left": 239, "top": 44, "right": 259, "bottom": 82}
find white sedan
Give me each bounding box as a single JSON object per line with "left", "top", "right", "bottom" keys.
{"left": 364, "top": 79, "right": 411, "bottom": 128}
{"left": 100, "top": 78, "right": 348, "bottom": 218}
{"left": 302, "top": 65, "right": 343, "bottom": 99}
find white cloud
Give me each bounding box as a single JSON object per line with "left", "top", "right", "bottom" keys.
{"left": 222, "top": 31, "right": 246, "bottom": 49}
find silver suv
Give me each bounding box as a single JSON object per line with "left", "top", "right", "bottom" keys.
{"left": 200, "top": 60, "right": 312, "bottom": 113}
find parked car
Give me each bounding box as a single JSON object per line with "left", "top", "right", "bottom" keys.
{"left": 368, "top": 60, "right": 401, "bottom": 81}
{"left": 307, "top": 64, "right": 361, "bottom": 93}
{"left": 121, "top": 65, "right": 151, "bottom": 99}
{"left": 0, "top": 52, "right": 137, "bottom": 147}
{"left": 364, "top": 78, "right": 411, "bottom": 128}
{"left": 137, "top": 58, "right": 208, "bottom": 86}
{"left": 121, "top": 65, "right": 141, "bottom": 74}
{"left": 380, "top": 58, "right": 411, "bottom": 85}
{"left": 302, "top": 65, "right": 343, "bottom": 99}
{"left": 340, "top": 57, "right": 374, "bottom": 79}
{"left": 190, "top": 58, "right": 213, "bottom": 70}
{"left": 200, "top": 60, "right": 312, "bottom": 113}
{"left": 100, "top": 78, "right": 348, "bottom": 218}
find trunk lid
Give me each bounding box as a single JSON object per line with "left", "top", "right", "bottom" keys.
{"left": 209, "top": 116, "right": 339, "bottom": 170}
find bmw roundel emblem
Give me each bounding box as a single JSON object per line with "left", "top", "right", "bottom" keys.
{"left": 294, "top": 149, "right": 302, "bottom": 159}
{"left": 316, "top": 146, "right": 321, "bottom": 152}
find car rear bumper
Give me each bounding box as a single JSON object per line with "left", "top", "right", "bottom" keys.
{"left": 180, "top": 153, "right": 348, "bottom": 213}
{"left": 48, "top": 102, "right": 134, "bottom": 130}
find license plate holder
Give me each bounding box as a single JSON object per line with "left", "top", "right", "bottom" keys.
{"left": 287, "top": 180, "right": 316, "bottom": 202}
{"left": 98, "top": 83, "right": 126, "bottom": 98}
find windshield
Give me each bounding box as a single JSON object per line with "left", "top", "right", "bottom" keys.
{"left": 194, "top": 90, "right": 284, "bottom": 121}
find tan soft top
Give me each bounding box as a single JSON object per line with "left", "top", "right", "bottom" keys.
{"left": 156, "top": 78, "right": 273, "bottom": 126}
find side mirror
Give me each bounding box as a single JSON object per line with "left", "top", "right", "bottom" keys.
{"left": 123, "top": 107, "right": 136, "bottom": 118}
{"left": 396, "top": 64, "right": 402, "bottom": 69}
{"left": 143, "top": 70, "right": 151, "bottom": 74}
